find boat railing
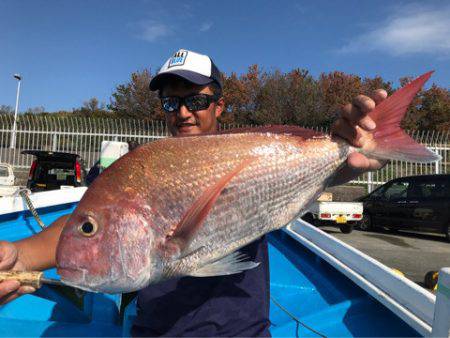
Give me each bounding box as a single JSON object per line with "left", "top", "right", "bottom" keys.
{"left": 287, "top": 219, "right": 450, "bottom": 337}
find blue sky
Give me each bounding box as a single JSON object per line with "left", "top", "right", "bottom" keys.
{"left": 1, "top": 0, "right": 449, "bottom": 112}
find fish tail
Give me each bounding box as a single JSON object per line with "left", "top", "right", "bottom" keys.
{"left": 361, "top": 71, "right": 441, "bottom": 163}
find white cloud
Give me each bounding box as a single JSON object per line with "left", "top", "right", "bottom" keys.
{"left": 338, "top": 3, "right": 450, "bottom": 57}
{"left": 137, "top": 20, "right": 171, "bottom": 42}
{"left": 200, "top": 22, "right": 213, "bottom": 32}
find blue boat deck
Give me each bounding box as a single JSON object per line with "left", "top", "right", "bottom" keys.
{"left": 268, "top": 231, "right": 419, "bottom": 337}
{"left": 0, "top": 202, "right": 420, "bottom": 337}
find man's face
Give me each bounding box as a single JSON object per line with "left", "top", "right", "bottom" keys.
{"left": 160, "top": 80, "right": 224, "bottom": 136}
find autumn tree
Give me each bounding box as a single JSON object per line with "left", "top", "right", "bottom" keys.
{"left": 221, "top": 72, "right": 249, "bottom": 124}
{"left": 71, "top": 98, "right": 113, "bottom": 118}
{"left": 249, "top": 69, "right": 326, "bottom": 127}
{"left": 421, "top": 85, "right": 450, "bottom": 131}
{"left": 24, "top": 106, "right": 46, "bottom": 115}
{"left": 318, "top": 72, "right": 363, "bottom": 119}
{"left": 0, "top": 105, "right": 14, "bottom": 115}
{"left": 109, "top": 69, "right": 163, "bottom": 120}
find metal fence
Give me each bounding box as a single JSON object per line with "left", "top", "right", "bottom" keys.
{"left": 0, "top": 114, "right": 448, "bottom": 189}
{"left": 351, "top": 130, "right": 450, "bottom": 191}
{"left": 0, "top": 115, "right": 169, "bottom": 170}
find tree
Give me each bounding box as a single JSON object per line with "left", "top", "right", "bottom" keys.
{"left": 108, "top": 69, "right": 163, "bottom": 120}
{"left": 221, "top": 72, "right": 249, "bottom": 124}
{"left": 412, "top": 85, "right": 450, "bottom": 131}
{"left": 0, "top": 105, "right": 13, "bottom": 115}
{"left": 72, "top": 98, "right": 113, "bottom": 118}
{"left": 23, "top": 106, "right": 46, "bottom": 115}
{"left": 318, "top": 71, "right": 363, "bottom": 120}
{"left": 249, "top": 68, "right": 326, "bottom": 127}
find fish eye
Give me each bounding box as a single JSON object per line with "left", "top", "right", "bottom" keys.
{"left": 78, "top": 221, "right": 98, "bottom": 237}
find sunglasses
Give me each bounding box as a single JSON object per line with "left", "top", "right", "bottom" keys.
{"left": 160, "top": 94, "right": 220, "bottom": 113}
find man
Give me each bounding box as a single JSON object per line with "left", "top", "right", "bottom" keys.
{"left": 0, "top": 49, "right": 387, "bottom": 336}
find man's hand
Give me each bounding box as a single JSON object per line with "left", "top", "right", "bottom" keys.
{"left": 329, "top": 89, "right": 388, "bottom": 186}
{"left": 0, "top": 241, "right": 36, "bottom": 305}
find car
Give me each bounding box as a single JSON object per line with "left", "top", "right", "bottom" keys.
{"left": 22, "top": 150, "right": 86, "bottom": 192}
{"left": 357, "top": 174, "right": 450, "bottom": 241}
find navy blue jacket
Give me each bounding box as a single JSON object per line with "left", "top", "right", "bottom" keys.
{"left": 132, "top": 237, "right": 271, "bottom": 337}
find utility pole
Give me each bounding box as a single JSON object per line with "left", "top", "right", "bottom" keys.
{"left": 10, "top": 74, "right": 22, "bottom": 149}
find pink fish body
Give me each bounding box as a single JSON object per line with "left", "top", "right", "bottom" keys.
{"left": 56, "top": 72, "right": 439, "bottom": 293}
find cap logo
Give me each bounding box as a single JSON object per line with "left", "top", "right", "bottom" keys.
{"left": 168, "top": 50, "right": 188, "bottom": 68}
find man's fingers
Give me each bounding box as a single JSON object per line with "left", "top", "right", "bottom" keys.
{"left": 0, "top": 280, "right": 20, "bottom": 301}
{"left": 340, "top": 104, "right": 376, "bottom": 131}
{"left": 0, "top": 243, "right": 18, "bottom": 271}
{"left": 347, "top": 153, "right": 370, "bottom": 172}
{"left": 0, "top": 281, "right": 35, "bottom": 305}
{"left": 352, "top": 95, "right": 376, "bottom": 114}
{"left": 0, "top": 292, "right": 20, "bottom": 305}
{"left": 347, "top": 152, "right": 387, "bottom": 172}
{"left": 17, "top": 285, "right": 36, "bottom": 294}
{"left": 331, "top": 119, "right": 362, "bottom": 147}
{"left": 370, "top": 89, "right": 388, "bottom": 105}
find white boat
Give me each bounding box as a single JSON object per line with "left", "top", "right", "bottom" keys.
{"left": 0, "top": 188, "right": 448, "bottom": 337}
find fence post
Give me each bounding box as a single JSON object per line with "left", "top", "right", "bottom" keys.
{"left": 431, "top": 268, "right": 450, "bottom": 337}
{"left": 367, "top": 171, "right": 374, "bottom": 193}
{"left": 52, "top": 133, "right": 57, "bottom": 151}
{"left": 434, "top": 146, "right": 441, "bottom": 175}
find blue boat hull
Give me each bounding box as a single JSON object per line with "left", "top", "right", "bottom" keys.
{"left": 0, "top": 202, "right": 420, "bottom": 337}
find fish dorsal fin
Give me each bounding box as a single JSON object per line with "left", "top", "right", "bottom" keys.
{"left": 177, "top": 125, "right": 326, "bottom": 140}
{"left": 216, "top": 125, "right": 325, "bottom": 140}
{"left": 167, "top": 159, "right": 251, "bottom": 254}
{"left": 189, "top": 251, "right": 260, "bottom": 277}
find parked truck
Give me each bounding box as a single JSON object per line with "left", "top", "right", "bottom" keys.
{"left": 0, "top": 163, "right": 22, "bottom": 197}
{"left": 302, "top": 192, "right": 364, "bottom": 233}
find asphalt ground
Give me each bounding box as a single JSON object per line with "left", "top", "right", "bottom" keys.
{"left": 318, "top": 225, "right": 450, "bottom": 290}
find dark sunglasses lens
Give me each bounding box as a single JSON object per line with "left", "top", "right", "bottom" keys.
{"left": 161, "top": 97, "right": 179, "bottom": 112}
{"left": 185, "top": 95, "right": 209, "bottom": 111}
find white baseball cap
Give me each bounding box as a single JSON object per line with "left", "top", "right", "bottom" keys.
{"left": 149, "top": 49, "right": 222, "bottom": 91}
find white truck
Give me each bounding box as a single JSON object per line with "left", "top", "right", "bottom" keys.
{"left": 302, "top": 192, "right": 363, "bottom": 233}
{"left": 0, "top": 163, "right": 22, "bottom": 197}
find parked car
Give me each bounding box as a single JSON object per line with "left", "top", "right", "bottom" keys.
{"left": 357, "top": 174, "right": 450, "bottom": 241}
{"left": 22, "top": 150, "right": 86, "bottom": 192}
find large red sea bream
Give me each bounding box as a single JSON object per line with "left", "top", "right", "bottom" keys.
{"left": 56, "top": 72, "right": 439, "bottom": 293}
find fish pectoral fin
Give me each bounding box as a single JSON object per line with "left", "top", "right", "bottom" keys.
{"left": 167, "top": 159, "right": 251, "bottom": 253}
{"left": 188, "top": 251, "right": 260, "bottom": 277}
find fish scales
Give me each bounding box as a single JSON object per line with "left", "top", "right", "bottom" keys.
{"left": 177, "top": 135, "right": 348, "bottom": 269}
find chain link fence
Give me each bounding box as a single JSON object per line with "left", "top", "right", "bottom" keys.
{"left": 0, "top": 114, "right": 448, "bottom": 189}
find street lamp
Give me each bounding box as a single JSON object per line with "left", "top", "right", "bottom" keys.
{"left": 10, "top": 74, "right": 22, "bottom": 149}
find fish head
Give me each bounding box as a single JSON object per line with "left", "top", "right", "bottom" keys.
{"left": 56, "top": 189, "right": 160, "bottom": 293}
